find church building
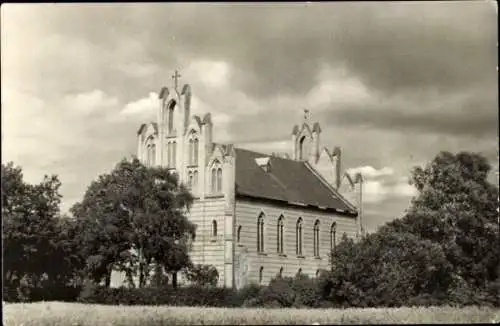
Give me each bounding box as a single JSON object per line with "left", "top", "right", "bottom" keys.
{"left": 133, "top": 73, "right": 362, "bottom": 289}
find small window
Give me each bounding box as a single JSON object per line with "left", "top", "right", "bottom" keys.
{"left": 193, "top": 139, "right": 199, "bottom": 165}
{"left": 313, "top": 220, "right": 320, "bottom": 257}
{"left": 316, "top": 269, "right": 320, "bottom": 278}
{"left": 257, "top": 213, "right": 265, "bottom": 253}
{"left": 330, "top": 222, "right": 337, "bottom": 252}
{"left": 212, "top": 220, "right": 217, "bottom": 237}
{"left": 277, "top": 215, "right": 284, "bottom": 254}
{"left": 296, "top": 217, "right": 303, "bottom": 256}
{"left": 297, "top": 268, "right": 302, "bottom": 277}
{"left": 237, "top": 225, "right": 242, "bottom": 243}
{"left": 216, "top": 168, "right": 222, "bottom": 192}
{"left": 211, "top": 168, "right": 217, "bottom": 193}
{"left": 279, "top": 267, "right": 284, "bottom": 278}
{"left": 259, "top": 266, "right": 264, "bottom": 284}
{"left": 189, "top": 139, "right": 193, "bottom": 165}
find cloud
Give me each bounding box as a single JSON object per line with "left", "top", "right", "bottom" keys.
{"left": 1, "top": 2, "right": 496, "bottom": 224}
{"left": 346, "top": 166, "right": 395, "bottom": 179}
{"left": 121, "top": 92, "right": 159, "bottom": 117}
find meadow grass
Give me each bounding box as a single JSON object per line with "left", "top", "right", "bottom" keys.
{"left": 3, "top": 302, "right": 499, "bottom": 325}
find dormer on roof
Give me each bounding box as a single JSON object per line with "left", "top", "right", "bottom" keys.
{"left": 255, "top": 157, "right": 271, "bottom": 172}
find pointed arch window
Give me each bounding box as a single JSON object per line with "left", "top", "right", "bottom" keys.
{"left": 330, "top": 222, "right": 337, "bottom": 252}
{"left": 211, "top": 164, "right": 222, "bottom": 194}
{"left": 259, "top": 267, "right": 264, "bottom": 284}
{"left": 237, "top": 225, "right": 242, "bottom": 243}
{"left": 212, "top": 220, "right": 218, "bottom": 237}
{"left": 299, "top": 136, "right": 306, "bottom": 160}
{"left": 257, "top": 213, "right": 265, "bottom": 253}
{"left": 216, "top": 168, "right": 222, "bottom": 192}
{"left": 189, "top": 139, "right": 193, "bottom": 165}
{"left": 193, "top": 139, "right": 199, "bottom": 165}
{"left": 313, "top": 220, "right": 320, "bottom": 257}
{"left": 296, "top": 217, "right": 303, "bottom": 256}
{"left": 279, "top": 267, "right": 284, "bottom": 278}
{"left": 211, "top": 168, "right": 217, "bottom": 193}
{"left": 277, "top": 215, "right": 284, "bottom": 254}
{"left": 168, "top": 105, "right": 174, "bottom": 133}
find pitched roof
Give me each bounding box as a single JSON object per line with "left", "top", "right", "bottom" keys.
{"left": 234, "top": 148, "right": 357, "bottom": 216}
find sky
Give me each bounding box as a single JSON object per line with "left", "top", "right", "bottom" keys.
{"left": 2, "top": 2, "right": 498, "bottom": 232}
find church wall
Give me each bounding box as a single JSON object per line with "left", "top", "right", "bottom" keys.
{"left": 233, "top": 198, "right": 357, "bottom": 288}
{"left": 185, "top": 197, "right": 230, "bottom": 287}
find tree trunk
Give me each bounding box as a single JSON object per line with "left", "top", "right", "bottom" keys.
{"left": 172, "top": 272, "right": 178, "bottom": 289}
{"left": 104, "top": 265, "right": 112, "bottom": 287}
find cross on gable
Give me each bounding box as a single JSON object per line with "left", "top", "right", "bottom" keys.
{"left": 172, "top": 70, "right": 182, "bottom": 91}
{"left": 303, "top": 109, "right": 310, "bottom": 122}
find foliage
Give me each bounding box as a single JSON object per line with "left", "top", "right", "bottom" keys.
{"left": 2, "top": 162, "right": 83, "bottom": 302}
{"left": 184, "top": 264, "right": 219, "bottom": 287}
{"left": 77, "top": 284, "right": 243, "bottom": 307}
{"left": 380, "top": 151, "right": 499, "bottom": 306}
{"left": 324, "top": 231, "right": 452, "bottom": 307}
{"left": 70, "top": 157, "right": 196, "bottom": 288}
{"left": 321, "top": 151, "right": 499, "bottom": 308}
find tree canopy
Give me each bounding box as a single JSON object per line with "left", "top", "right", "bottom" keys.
{"left": 70, "top": 158, "right": 196, "bottom": 288}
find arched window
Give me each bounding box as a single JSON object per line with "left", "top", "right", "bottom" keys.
{"left": 330, "top": 222, "right": 337, "bottom": 252}
{"left": 212, "top": 220, "right": 217, "bottom": 237}
{"left": 316, "top": 269, "right": 320, "bottom": 278}
{"left": 193, "top": 139, "right": 199, "bottom": 165}
{"left": 279, "top": 267, "right": 284, "bottom": 278}
{"left": 296, "top": 217, "right": 303, "bottom": 256}
{"left": 259, "top": 266, "right": 264, "bottom": 284}
{"left": 313, "top": 220, "right": 320, "bottom": 257}
{"left": 277, "top": 215, "right": 284, "bottom": 254}
{"left": 216, "top": 168, "right": 222, "bottom": 193}
{"left": 297, "top": 268, "right": 302, "bottom": 277}
{"left": 211, "top": 168, "right": 217, "bottom": 193}
{"left": 189, "top": 139, "right": 193, "bottom": 165}
{"left": 299, "top": 136, "right": 306, "bottom": 160}
{"left": 257, "top": 213, "right": 265, "bottom": 253}
{"left": 237, "top": 225, "right": 242, "bottom": 243}
{"left": 168, "top": 105, "right": 174, "bottom": 132}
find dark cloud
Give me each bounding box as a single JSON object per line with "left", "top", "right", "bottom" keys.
{"left": 321, "top": 92, "right": 498, "bottom": 139}
{"left": 10, "top": 3, "right": 496, "bottom": 100}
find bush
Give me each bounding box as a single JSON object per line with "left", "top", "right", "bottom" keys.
{"left": 77, "top": 284, "right": 244, "bottom": 307}
{"left": 184, "top": 264, "right": 219, "bottom": 287}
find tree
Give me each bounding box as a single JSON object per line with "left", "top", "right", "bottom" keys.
{"left": 323, "top": 232, "right": 452, "bottom": 307}
{"left": 380, "top": 151, "right": 499, "bottom": 303}
{"left": 2, "top": 162, "right": 80, "bottom": 301}
{"left": 71, "top": 158, "right": 196, "bottom": 288}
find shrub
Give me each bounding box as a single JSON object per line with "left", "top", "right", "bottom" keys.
{"left": 184, "top": 264, "right": 219, "bottom": 287}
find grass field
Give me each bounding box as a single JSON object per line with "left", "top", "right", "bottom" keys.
{"left": 3, "top": 302, "right": 499, "bottom": 325}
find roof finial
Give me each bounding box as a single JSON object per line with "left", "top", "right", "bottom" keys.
{"left": 172, "top": 69, "right": 182, "bottom": 92}
{"left": 303, "top": 108, "right": 310, "bottom": 122}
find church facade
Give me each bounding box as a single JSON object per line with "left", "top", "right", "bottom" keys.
{"left": 132, "top": 77, "right": 362, "bottom": 288}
